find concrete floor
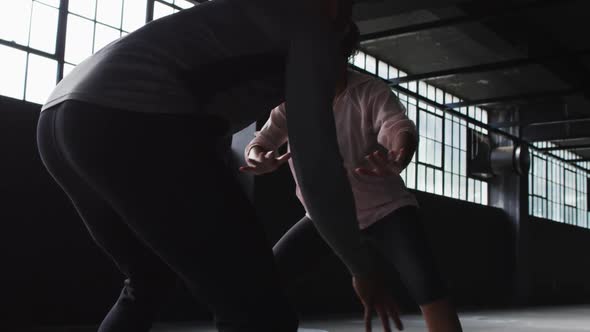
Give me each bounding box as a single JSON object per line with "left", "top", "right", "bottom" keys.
{"left": 32, "top": 306, "right": 590, "bottom": 332}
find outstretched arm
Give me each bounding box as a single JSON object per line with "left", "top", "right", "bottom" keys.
{"left": 285, "top": 1, "right": 374, "bottom": 277}
{"left": 356, "top": 81, "right": 418, "bottom": 177}
{"left": 373, "top": 86, "right": 418, "bottom": 169}
{"left": 244, "top": 104, "right": 289, "bottom": 160}
{"left": 241, "top": 105, "right": 291, "bottom": 175}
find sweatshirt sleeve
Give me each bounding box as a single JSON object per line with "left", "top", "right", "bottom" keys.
{"left": 244, "top": 104, "right": 289, "bottom": 162}
{"left": 366, "top": 80, "right": 418, "bottom": 152}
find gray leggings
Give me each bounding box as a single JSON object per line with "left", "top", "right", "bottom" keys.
{"left": 37, "top": 101, "right": 297, "bottom": 332}
{"left": 273, "top": 206, "right": 448, "bottom": 305}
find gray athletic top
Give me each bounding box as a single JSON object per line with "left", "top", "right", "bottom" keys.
{"left": 42, "top": 0, "right": 375, "bottom": 277}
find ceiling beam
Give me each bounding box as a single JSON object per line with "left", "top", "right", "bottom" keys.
{"left": 360, "top": 0, "right": 574, "bottom": 42}
{"left": 353, "top": 0, "right": 470, "bottom": 21}
{"left": 387, "top": 49, "right": 590, "bottom": 86}
{"left": 523, "top": 125, "right": 590, "bottom": 142}
{"left": 563, "top": 158, "right": 590, "bottom": 162}
{"left": 539, "top": 144, "right": 590, "bottom": 152}
{"left": 444, "top": 88, "right": 582, "bottom": 108}
{"left": 525, "top": 118, "right": 590, "bottom": 128}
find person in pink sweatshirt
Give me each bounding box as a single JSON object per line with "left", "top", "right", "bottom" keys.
{"left": 240, "top": 24, "right": 463, "bottom": 332}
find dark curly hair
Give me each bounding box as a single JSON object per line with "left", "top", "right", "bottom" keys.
{"left": 340, "top": 21, "right": 360, "bottom": 60}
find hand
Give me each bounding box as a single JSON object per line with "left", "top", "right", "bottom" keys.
{"left": 239, "top": 146, "right": 291, "bottom": 175}
{"left": 353, "top": 276, "right": 403, "bottom": 332}
{"left": 354, "top": 149, "right": 406, "bottom": 177}
{"left": 393, "top": 132, "right": 417, "bottom": 169}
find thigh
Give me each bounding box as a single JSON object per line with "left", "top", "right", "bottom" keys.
{"left": 37, "top": 108, "right": 175, "bottom": 287}
{"left": 53, "top": 103, "right": 297, "bottom": 329}
{"left": 363, "top": 207, "right": 448, "bottom": 305}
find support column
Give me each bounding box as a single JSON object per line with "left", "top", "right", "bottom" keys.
{"left": 488, "top": 109, "right": 530, "bottom": 305}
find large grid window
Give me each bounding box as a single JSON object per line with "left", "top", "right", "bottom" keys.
{"left": 0, "top": 0, "right": 195, "bottom": 105}
{"left": 65, "top": 0, "right": 150, "bottom": 71}
{"left": 529, "top": 142, "right": 590, "bottom": 228}
{"left": 351, "top": 51, "right": 489, "bottom": 205}
{"left": 0, "top": 1, "right": 60, "bottom": 104}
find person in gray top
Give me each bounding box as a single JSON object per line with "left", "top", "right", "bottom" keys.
{"left": 37, "top": 0, "right": 400, "bottom": 331}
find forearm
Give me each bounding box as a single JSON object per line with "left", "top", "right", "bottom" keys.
{"left": 286, "top": 17, "right": 373, "bottom": 277}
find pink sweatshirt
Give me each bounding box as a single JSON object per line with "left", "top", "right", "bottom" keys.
{"left": 245, "top": 69, "right": 418, "bottom": 229}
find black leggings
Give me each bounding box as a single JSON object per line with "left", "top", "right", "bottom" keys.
{"left": 273, "top": 206, "right": 448, "bottom": 305}
{"left": 37, "top": 101, "right": 297, "bottom": 332}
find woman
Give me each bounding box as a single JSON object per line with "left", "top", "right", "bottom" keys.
{"left": 241, "top": 25, "right": 463, "bottom": 331}
{"left": 37, "top": 0, "right": 397, "bottom": 331}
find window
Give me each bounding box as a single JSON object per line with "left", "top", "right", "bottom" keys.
{"left": 529, "top": 142, "right": 590, "bottom": 228}
{"left": 1, "top": 0, "right": 195, "bottom": 104}
{"left": 0, "top": 0, "right": 60, "bottom": 103}
{"left": 529, "top": 155, "right": 548, "bottom": 219}
{"left": 351, "top": 51, "right": 489, "bottom": 205}
{"left": 66, "top": 0, "right": 150, "bottom": 66}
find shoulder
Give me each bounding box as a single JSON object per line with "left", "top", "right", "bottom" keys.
{"left": 346, "top": 69, "right": 392, "bottom": 96}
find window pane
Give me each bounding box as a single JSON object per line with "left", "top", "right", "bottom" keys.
{"left": 460, "top": 176, "right": 466, "bottom": 200}
{"left": 69, "top": 0, "right": 97, "bottom": 19}
{"left": 365, "top": 55, "right": 376, "bottom": 74}
{"left": 453, "top": 122, "right": 460, "bottom": 147}
{"left": 122, "top": 0, "right": 147, "bottom": 32}
{"left": 427, "top": 140, "right": 435, "bottom": 165}
{"left": 38, "top": 0, "right": 61, "bottom": 7}
{"left": 418, "top": 139, "right": 426, "bottom": 163}
{"left": 418, "top": 81, "right": 426, "bottom": 97}
{"left": 406, "top": 162, "right": 416, "bottom": 189}
{"left": 418, "top": 164, "right": 426, "bottom": 191}
{"left": 353, "top": 52, "right": 365, "bottom": 69}
{"left": 388, "top": 66, "right": 398, "bottom": 79}
{"left": 435, "top": 117, "right": 442, "bottom": 142}
{"left": 474, "top": 180, "right": 481, "bottom": 204}
{"left": 0, "top": 1, "right": 31, "bottom": 45}
{"left": 65, "top": 14, "right": 94, "bottom": 64}
{"left": 176, "top": 0, "right": 194, "bottom": 9}
{"left": 468, "top": 178, "right": 475, "bottom": 202}
{"left": 97, "top": 0, "right": 123, "bottom": 28}
{"left": 408, "top": 104, "right": 416, "bottom": 122}
{"left": 435, "top": 170, "right": 443, "bottom": 195}
{"left": 0, "top": 45, "right": 27, "bottom": 99}
{"left": 63, "top": 63, "right": 76, "bottom": 78}
{"left": 427, "top": 84, "right": 435, "bottom": 101}
{"left": 25, "top": 54, "right": 58, "bottom": 104}
{"left": 29, "top": 2, "right": 59, "bottom": 53}
{"left": 419, "top": 111, "right": 427, "bottom": 137}
{"left": 435, "top": 142, "right": 442, "bottom": 167}
{"left": 445, "top": 118, "right": 452, "bottom": 145}
{"left": 427, "top": 114, "right": 435, "bottom": 139}
{"left": 453, "top": 148, "right": 460, "bottom": 174}
{"left": 460, "top": 152, "right": 466, "bottom": 175}
{"left": 378, "top": 61, "right": 388, "bottom": 79}
{"left": 452, "top": 174, "right": 459, "bottom": 199}
{"left": 444, "top": 172, "right": 452, "bottom": 197}
{"left": 482, "top": 182, "right": 488, "bottom": 205}
{"left": 426, "top": 167, "right": 435, "bottom": 193}
{"left": 94, "top": 23, "right": 120, "bottom": 52}
{"left": 460, "top": 126, "right": 467, "bottom": 150}
{"left": 444, "top": 145, "right": 452, "bottom": 172}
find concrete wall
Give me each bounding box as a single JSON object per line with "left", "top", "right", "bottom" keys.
{"left": 527, "top": 216, "right": 590, "bottom": 305}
